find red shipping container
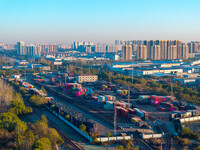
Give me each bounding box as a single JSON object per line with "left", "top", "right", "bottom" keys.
{"left": 165, "top": 103, "right": 174, "bottom": 108}
{"left": 116, "top": 107, "right": 122, "bottom": 115}
{"left": 170, "top": 107, "right": 176, "bottom": 111}
{"left": 157, "top": 106, "right": 165, "bottom": 112}
{"left": 178, "top": 106, "right": 185, "bottom": 110}
{"left": 128, "top": 108, "right": 135, "bottom": 114}
{"left": 121, "top": 109, "right": 129, "bottom": 118}
{"left": 151, "top": 103, "right": 160, "bottom": 107}
{"left": 125, "top": 104, "right": 129, "bottom": 109}
{"left": 151, "top": 96, "right": 159, "bottom": 101}
{"left": 107, "top": 88, "right": 111, "bottom": 91}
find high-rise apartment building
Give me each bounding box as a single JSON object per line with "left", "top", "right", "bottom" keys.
{"left": 26, "top": 44, "right": 41, "bottom": 56}
{"left": 94, "top": 44, "right": 106, "bottom": 53}
{"left": 151, "top": 45, "right": 160, "bottom": 60}
{"left": 17, "top": 41, "right": 26, "bottom": 55}
{"left": 140, "top": 40, "right": 188, "bottom": 60}
{"left": 122, "top": 45, "right": 132, "bottom": 61}
{"left": 74, "top": 41, "right": 93, "bottom": 51}
{"left": 115, "top": 40, "right": 120, "bottom": 45}
{"left": 167, "top": 45, "right": 177, "bottom": 60}
{"left": 188, "top": 42, "right": 198, "bottom": 53}
{"left": 137, "top": 45, "right": 147, "bottom": 60}
{"left": 106, "top": 45, "right": 118, "bottom": 52}
{"left": 40, "top": 44, "right": 57, "bottom": 54}
{"left": 182, "top": 44, "right": 189, "bottom": 59}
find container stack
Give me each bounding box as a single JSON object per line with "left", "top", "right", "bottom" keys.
{"left": 133, "top": 108, "right": 148, "bottom": 120}
{"left": 108, "top": 85, "right": 117, "bottom": 90}
{"left": 131, "top": 117, "right": 142, "bottom": 124}
{"left": 159, "top": 102, "right": 176, "bottom": 111}
{"left": 64, "top": 83, "right": 82, "bottom": 91}
{"left": 100, "top": 85, "right": 111, "bottom": 91}
{"left": 138, "top": 95, "right": 150, "bottom": 100}
{"left": 33, "top": 78, "right": 45, "bottom": 82}
{"left": 103, "top": 101, "right": 114, "bottom": 110}
{"left": 45, "top": 97, "right": 54, "bottom": 102}
{"left": 115, "top": 101, "right": 132, "bottom": 109}
{"left": 116, "top": 90, "right": 130, "bottom": 97}
{"left": 170, "top": 110, "right": 199, "bottom": 120}
{"left": 22, "top": 82, "right": 34, "bottom": 89}
{"left": 151, "top": 95, "right": 172, "bottom": 107}
{"left": 115, "top": 106, "right": 129, "bottom": 118}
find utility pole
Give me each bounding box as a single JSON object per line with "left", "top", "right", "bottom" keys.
{"left": 25, "top": 68, "right": 26, "bottom": 81}
{"left": 128, "top": 85, "right": 130, "bottom": 104}
{"left": 114, "top": 103, "right": 117, "bottom": 136}
{"left": 171, "top": 77, "right": 173, "bottom": 97}
{"left": 132, "top": 62, "right": 133, "bottom": 84}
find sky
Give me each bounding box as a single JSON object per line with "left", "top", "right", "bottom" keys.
{"left": 0, "top": 0, "right": 200, "bottom": 45}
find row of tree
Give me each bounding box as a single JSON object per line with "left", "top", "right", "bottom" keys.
{"left": 0, "top": 79, "right": 64, "bottom": 150}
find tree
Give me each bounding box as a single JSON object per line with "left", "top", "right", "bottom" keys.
{"left": 40, "top": 115, "right": 48, "bottom": 125}
{"left": 182, "top": 138, "right": 190, "bottom": 145}
{"left": 41, "top": 87, "right": 47, "bottom": 95}
{"left": 106, "top": 132, "right": 111, "bottom": 137}
{"left": 65, "top": 115, "right": 70, "bottom": 120}
{"left": 79, "top": 124, "right": 86, "bottom": 132}
{"left": 14, "top": 121, "right": 28, "bottom": 134}
{"left": 135, "top": 145, "right": 139, "bottom": 150}
{"left": 33, "top": 137, "right": 52, "bottom": 150}
{"left": 47, "top": 128, "right": 64, "bottom": 145}
{"left": 126, "top": 142, "right": 131, "bottom": 150}
{"left": 117, "top": 145, "right": 124, "bottom": 150}
{"left": 29, "top": 95, "right": 46, "bottom": 107}
{"left": 0, "top": 112, "right": 21, "bottom": 132}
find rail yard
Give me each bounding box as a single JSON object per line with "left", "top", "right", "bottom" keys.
{"left": 5, "top": 71, "right": 200, "bottom": 150}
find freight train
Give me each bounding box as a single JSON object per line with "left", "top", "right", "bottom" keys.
{"left": 47, "top": 100, "right": 97, "bottom": 133}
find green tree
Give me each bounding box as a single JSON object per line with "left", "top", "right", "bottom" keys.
{"left": 40, "top": 115, "right": 48, "bottom": 125}
{"left": 65, "top": 115, "right": 70, "bottom": 120}
{"left": 41, "top": 87, "right": 47, "bottom": 95}
{"left": 29, "top": 95, "right": 46, "bottom": 107}
{"left": 106, "top": 132, "right": 111, "bottom": 137}
{"left": 79, "top": 124, "right": 86, "bottom": 132}
{"left": 14, "top": 121, "right": 28, "bottom": 134}
{"left": 117, "top": 145, "right": 124, "bottom": 150}
{"left": 33, "top": 137, "right": 52, "bottom": 150}
{"left": 126, "top": 142, "right": 131, "bottom": 150}
{"left": 135, "top": 145, "right": 139, "bottom": 150}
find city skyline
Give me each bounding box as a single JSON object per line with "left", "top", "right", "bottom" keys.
{"left": 1, "top": 0, "right": 200, "bottom": 44}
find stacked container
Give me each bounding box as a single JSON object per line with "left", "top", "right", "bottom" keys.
{"left": 133, "top": 108, "right": 148, "bottom": 120}
{"left": 100, "top": 85, "right": 111, "bottom": 91}
{"left": 131, "top": 117, "right": 142, "bottom": 124}
{"left": 116, "top": 90, "right": 130, "bottom": 97}
{"left": 138, "top": 95, "right": 150, "bottom": 100}
{"left": 120, "top": 108, "right": 129, "bottom": 118}
{"left": 98, "top": 96, "right": 106, "bottom": 102}
{"left": 104, "top": 101, "right": 114, "bottom": 110}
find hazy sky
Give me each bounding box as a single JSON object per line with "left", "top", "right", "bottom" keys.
{"left": 0, "top": 0, "right": 200, "bottom": 45}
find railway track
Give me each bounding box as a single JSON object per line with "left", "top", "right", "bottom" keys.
{"left": 159, "top": 125, "right": 172, "bottom": 150}
{"left": 22, "top": 95, "right": 84, "bottom": 150}
{"left": 31, "top": 79, "right": 154, "bottom": 149}
{"left": 136, "top": 139, "right": 153, "bottom": 150}
{"left": 149, "top": 115, "right": 173, "bottom": 150}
